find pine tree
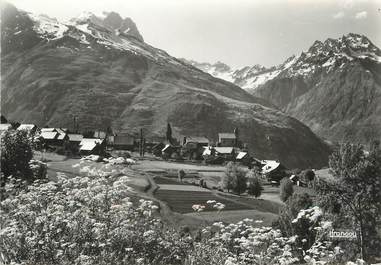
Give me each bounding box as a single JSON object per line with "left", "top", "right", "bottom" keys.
{"left": 280, "top": 177, "right": 294, "bottom": 202}
{"left": 166, "top": 123, "right": 172, "bottom": 145}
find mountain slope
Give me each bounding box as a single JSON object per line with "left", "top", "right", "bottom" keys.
{"left": 0, "top": 3, "right": 331, "bottom": 169}
{"left": 186, "top": 34, "right": 381, "bottom": 144}
{"left": 254, "top": 34, "right": 381, "bottom": 144}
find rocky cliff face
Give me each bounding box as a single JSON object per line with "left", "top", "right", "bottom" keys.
{"left": 254, "top": 34, "right": 381, "bottom": 144}
{"left": 0, "top": 3, "right": 331, "bottom": 168}
{"left": 186, "top": 34, "right": 381, "bottom": 144}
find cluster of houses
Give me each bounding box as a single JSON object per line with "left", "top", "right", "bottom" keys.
{"left": 156, "top": 132, "right": 286, "bottom": 182}
{"left": 0, "top": 116, "right": 104, "bottom": 155}
{"left": 0, "top": 116, "right": 286, "bottom": 182}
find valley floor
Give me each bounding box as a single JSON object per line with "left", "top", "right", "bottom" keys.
{"left": 37, "top": 151, "right": 315, "bottom": 229}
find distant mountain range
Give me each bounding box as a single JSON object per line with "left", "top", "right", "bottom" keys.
{"left": 181, "top": 59, "right": 276, "bottom": 91}
{"left": 0, "top": 2, "right": 332, "bottom": 169}
{"left": 185, "top": 34, "right": 381, "bottom": 144}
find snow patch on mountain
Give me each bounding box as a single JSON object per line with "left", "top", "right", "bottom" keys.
{"left": 28, "top": 13, "right": 68, "bottom": 39}
{"left": 240, "top": 69, "right": 280, "bottom": 89}
{"left": 23, "top": 10, "right": 186, "bottom": 67}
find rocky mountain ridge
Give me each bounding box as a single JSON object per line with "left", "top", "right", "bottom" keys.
{"left": 186, "top": 34, "right": 381, "bottom": 144}
{"left": 0, "top": 2, "right": 331, "bottom": 168}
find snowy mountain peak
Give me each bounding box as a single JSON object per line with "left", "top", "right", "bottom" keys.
{"left": 73, "top": 11, "right": 97, "bottom": 22}
{"left": 0, "top": 3, "right": 185, "bottom": 66}
{"left": 185, "top": 33, "right": 380, "bottom": 93}
{"left": 180, "top": 58, "right": 270, "bottom": 87}
{"left": 69, "top": 11, "right": 143, "bottom": 42}
{"left": 213, "top": 61, "right": 231, "bottom": 72}
{"left": 341, "top": 33, "right": 379, "bottom": 54}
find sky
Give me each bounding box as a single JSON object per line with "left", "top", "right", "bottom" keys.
{"left": 6, "top": 0, "right": 381, "bottom": 68}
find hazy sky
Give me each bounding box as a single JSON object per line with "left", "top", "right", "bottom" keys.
{"left": 6, "top": 0, "right": 381, "bottom": 68}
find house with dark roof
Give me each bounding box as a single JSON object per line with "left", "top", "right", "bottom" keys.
{"left": 152, "top": 142, "right": 165, "bottom": 156}
{"left": 183, "top": 136, "right": 209, "bottom": 146}
{"left": 181, "top": 136, "right": 209, "bottom": 160}
{"left": 1, "top": 115, "right": 8, "bottom": 124}
{"left": 148, "top": 136, "right": 167, "bottom": 144}
{"left": 112, "top": 135, "right": 135, "bottom": 150}
{"left": 218, "top": 133, "right": 236, "bottom": 147}
{"left": 66, "top": 133, "right": 83, "bottom": 151}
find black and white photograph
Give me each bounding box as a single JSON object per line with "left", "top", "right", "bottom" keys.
{"left": 0, "top": 0, "right": 381, "bottom": 264}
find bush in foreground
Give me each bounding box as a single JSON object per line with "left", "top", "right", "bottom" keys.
{"left": 0, "top": 163, "right": 369, "bottom": 265}
{"left": 280, "top": 177, "right": 294, "bottom": 202}
{"left": 0, "top": 174, "right": 190, "bottom": 265}
{"left": 1, "top": 130, "right": 33, "bottom": 181}
{"left": 316, "top": 141, "right": 381, "bottom": 262}
{"left": 1, "top": 169, "right": 305, "bottom": 265}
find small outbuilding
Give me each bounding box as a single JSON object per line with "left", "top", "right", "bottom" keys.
{"left": 112, "top": 135, "right": 135, "bottom": 150}
{"left": 152, "top": 142, "right": 165, "bottom": 156}
{"left": 162, "top": 144, "right": 181, "bottom": 158}
{"left": 261, "top": 160, "right": 286, "bottom": 182}
{"left": 236, "top": 151, "right": 253, "bottom": 166}
{"left": 218, "top": 133, "right": 236, "bottom": 147}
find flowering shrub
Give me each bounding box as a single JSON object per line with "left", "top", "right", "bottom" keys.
{"left": 28, "top": 159, "right": 48, "bottom": 179}
{"left": 1, "top": 130, "right": 33, "bottom": 180}
{"left": 197, "top": 221, "right": 298, "bottom": 264}
{"left": 0, "top": 167, "right": 366, "bottom": 265}
{"left": 192, "top": 204, "right": 206, "bottom": 212}
{"left": 0, "top": 174, "right": 191, "bottom": 265}
{"left": 103, "top": 157, "right": 136, "bottom": 165}
{"left": 81, "top": 155, "right": 103, "bottom": 162}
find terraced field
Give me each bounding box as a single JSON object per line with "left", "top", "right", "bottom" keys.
{"left": 154, "top": 177, "right": 190, "bottom": 185}
{"left": 217, "top": 193, "right": 281, "bottom": 214}
{"left": 155, "top": 190, "right": 250, "bottom": 214}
